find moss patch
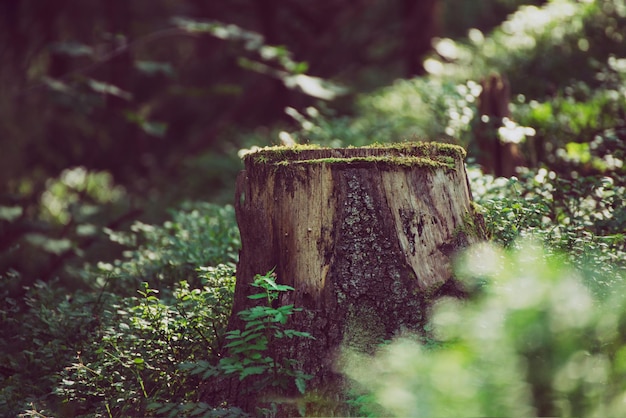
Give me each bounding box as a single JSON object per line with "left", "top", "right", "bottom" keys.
{"left": 456, "top": 204, "right": 489, "bottom": 241}
{"left": 280, "top": 156, "right": 455, "bottom": 170}
{"left": 244, "top": 141, "right": 466, "bottom": 170}
{"left": 343, "top": 303, "right": 387, "bottom": 354}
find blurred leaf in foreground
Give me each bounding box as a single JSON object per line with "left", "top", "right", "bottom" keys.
{"left": 343, "top": 239, "right": 626, "bottom": 417}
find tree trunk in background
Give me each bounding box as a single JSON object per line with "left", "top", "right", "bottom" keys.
{"left": 403, "top": 0, "right": 440, "bottom": 76}
{"left": 222, "top": 142, "right": 482, "bottom": 413}
{"left": 254, "top": 0, "right": 290, "bottom": 119}
{"left": 476, "top": 73, "right": 524, "bottom": 177}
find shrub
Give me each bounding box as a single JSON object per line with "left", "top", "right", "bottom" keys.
{"left": 94, "top": 202, "right": 240, "bottom": 293}
{"left": 1, "top": 202, "right": 240, "bottom": 417}
{"left": 55, "top": 265, "right": 236, "bottom": 417}
{"left": 469, "top": 166, "right": 626, "bottom": 298}
{"left": 343, "top": 240, "right": 626, "bottom": 417}
{"left": 178, "top": 271, "right": 314, "bottom": 416}
{"left": 0, "top": 279, "right": 100, "bottom": 417}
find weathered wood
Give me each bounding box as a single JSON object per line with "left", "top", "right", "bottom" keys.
{"left": 227, "top": 142, "right": 482, "bottom": 411}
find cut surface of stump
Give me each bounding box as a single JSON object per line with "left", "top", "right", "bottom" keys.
{"left": 227, "top": 142, "right": 482, "bottom": 410}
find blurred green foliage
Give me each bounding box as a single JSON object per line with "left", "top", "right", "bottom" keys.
{"left": 470, "top": 167, "right": 626, "bottom": 296}
{"left": 344, "top": 240, "right": 626, "bottom": 417}
{"left": 1, "top": 167, "right": 134, "bottom": 296}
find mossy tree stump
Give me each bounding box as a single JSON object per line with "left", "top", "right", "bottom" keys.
{"left": 229, "top": 142, "right": 481, "bottom": 409}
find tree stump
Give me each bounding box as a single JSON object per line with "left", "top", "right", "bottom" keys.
{"left": 229, "top": 142, "right": 482, "bottom": 411}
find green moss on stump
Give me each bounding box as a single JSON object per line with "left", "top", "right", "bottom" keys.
{"left": 244, "top": 141, "right": 466, "bottom": 171}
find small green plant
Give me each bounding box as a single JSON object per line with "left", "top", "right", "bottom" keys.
{"left": 183, "top": 270, "right": 314, "bottom": 398}
{"left": 222, "top": 270, "right": 314, "bottom": 393}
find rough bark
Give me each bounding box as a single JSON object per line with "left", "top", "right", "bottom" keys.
{"left": 224, "top": 142, "right": 482, "bottom": 412}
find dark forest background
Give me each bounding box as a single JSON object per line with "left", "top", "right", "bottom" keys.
{"left": 1, "top": 0, "right": 548, "bottom": 290}
{"left": 0, "top": 0, "right": 539, "bottom": 200}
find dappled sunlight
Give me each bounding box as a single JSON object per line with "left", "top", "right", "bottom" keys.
{"left": 41, "top": 167, "right": 126, "bottom": 225}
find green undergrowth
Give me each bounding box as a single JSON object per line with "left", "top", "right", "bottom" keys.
{"left": 343, "top": 239, "right": 626, "bottom": 417}
{"left": 1, "top": 202, "right": 240, "bottom": 417}
{"left": 3, "top": 170, "right": 625, "bottom": 416}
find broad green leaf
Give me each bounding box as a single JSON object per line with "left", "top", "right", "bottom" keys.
{"left": 273, "top": 284, "right": 295, "bottom": 292}
{"left": 0, "top": 205, "right": 23, "bottom": 221}
{"left": 135, "top": 60, "right": 175, "bottom": 77}
{"left": 295, "top": 377, "right": 307, "bottom": 395}
{"left": 87, "top": 78, "right": 132, "bottom": 100}
{"left": 240, "top": 366, "right": 267, "bottom": 380}
{"left": 274, "top": 312, "right": 287, "bottom": 324}
{"left": 225, "top": 339, "right": 246, "bottom": 348}
{"left": 243, "top": 323, "right": 266, "bottom": 333}
{"left": 243, "top": 332, "right": 263, "bottom": 342}
{"left": 284, "top": 330, "right": 314, "bottom": 339}
{"left": 247, "top": 341, "right": 268, "bottom": 351}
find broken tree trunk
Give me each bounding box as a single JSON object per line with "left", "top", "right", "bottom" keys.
{"left": 226, "top": 142, "right": 482, "bottom": 412}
